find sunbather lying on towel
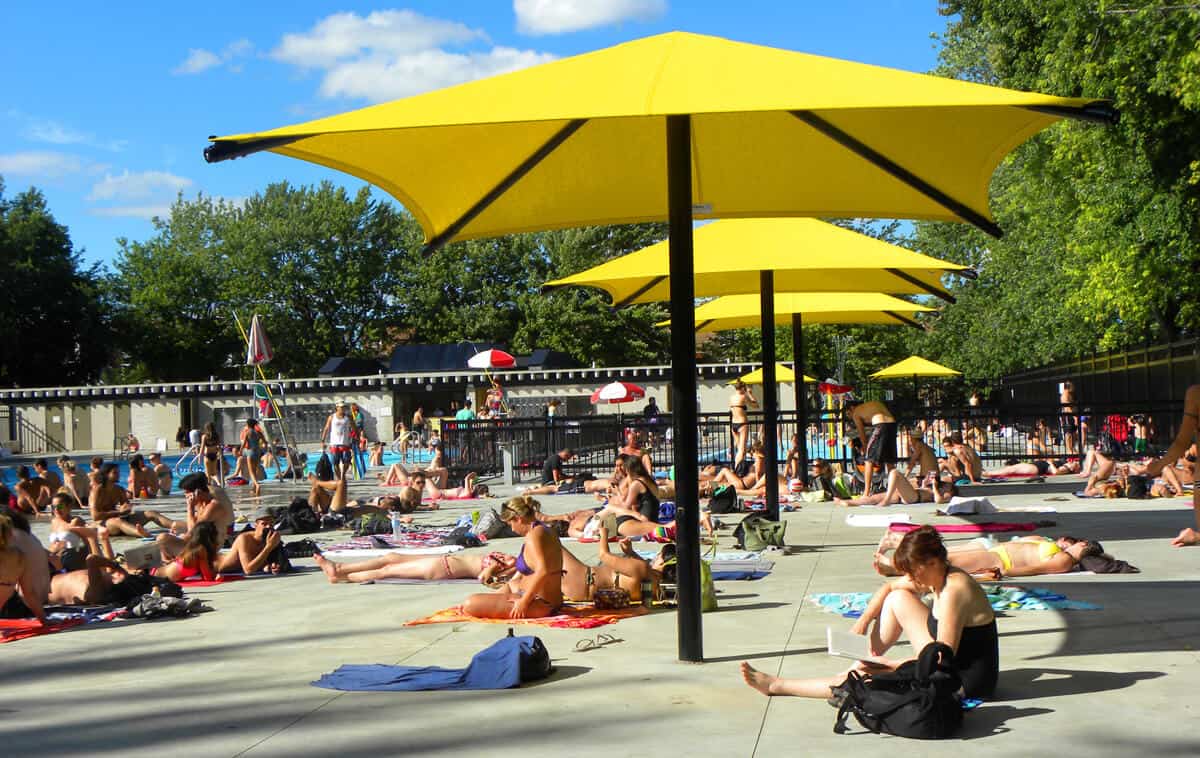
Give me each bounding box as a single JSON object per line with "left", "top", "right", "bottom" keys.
{"left": 986, "top": 458, "right": 1079, "bottom": 478}
{"left": 309, "top": 474, "right": 427, "bottom": 518}
{"left": 560, "top": 525, "right": 675, "bottom": 603}
{"left": 742, "top": 526, "right": 999, "bottom": 701}
{"left": 315, "top": 549, "right": 517, "bottom": 584}
{"left": 834, "top": 469, "right": 957, "bottom": 507}
{"left": 48, "top": 553, "right": 133, "bottom": 605}
{"left": 873, "top": 531, "right": 1101, "bottom": 579}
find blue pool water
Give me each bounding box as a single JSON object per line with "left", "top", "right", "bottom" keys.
{"left": 0, "top": 449, "right": 435, "bottom": 491}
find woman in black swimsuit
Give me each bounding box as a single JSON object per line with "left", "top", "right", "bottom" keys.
{"left": 200, "top": 422, "right": 224, "bottom": 487}
{"left": 729, "top": 380, "right": 757, "bottom": 469}
{"left": 742, "top": 525, "right": 999, "bottom": 701}
{"left": 463, "top": 496, "right": 564, "bottom": 618}
{"left": 599, "top": 457, "right": 662, "bottom": 538}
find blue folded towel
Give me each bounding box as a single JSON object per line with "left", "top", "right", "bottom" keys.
{"left": 313, "top": 635, "right": 540, "bottom": 691}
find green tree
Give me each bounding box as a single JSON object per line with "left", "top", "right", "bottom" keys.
{"left": 0, "top": 178, "right": 113, "bottom": 387}
{"left": 919, "top": 0, "right": 1200, "bottom": 377}
{"left": 114, "top": 182, "right": 413, "bottom": 379}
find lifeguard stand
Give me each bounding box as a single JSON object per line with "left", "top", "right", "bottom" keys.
{"left": 252, "top": 380, "right": 303, "bottom": 480}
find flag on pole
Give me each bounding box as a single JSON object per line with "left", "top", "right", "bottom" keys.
{"left": 245, "top": 314, "right": 274, "bottom": 366}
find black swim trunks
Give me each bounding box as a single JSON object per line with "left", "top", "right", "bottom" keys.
{"left": 865, "top": 422, "right": 898, "bottom": 465}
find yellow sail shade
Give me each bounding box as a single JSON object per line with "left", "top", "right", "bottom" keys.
{"left": 661, "top": 292, "right": 933, "bottom": 331}
{"left": 732, "top": 364, "right": 817, "bottom": 385}
{"left": 871, "top": 355, "right": 961, "bottom": 378}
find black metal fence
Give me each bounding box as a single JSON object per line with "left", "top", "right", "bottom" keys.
{"left": 439, "top": 400, "right": 1181, "bottom": 482}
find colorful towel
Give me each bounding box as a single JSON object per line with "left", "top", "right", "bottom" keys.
{"left": 2, "top": 605, "right": 129, "bottom": 643}
{"left": 323, "top": 530, "right": 461, "bottom": 552}
{"left": 809, "top": 586, "right": 1099, "bottom": 617}
{"left": 888, "top": 522, "right": 1039, "bottom": 534}
{"left": 404, "top": 604, "right": 649, "bottom": 629}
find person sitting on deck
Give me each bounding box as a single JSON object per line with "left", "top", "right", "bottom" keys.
{"left": 1142, "top": 384, "right": 1200, "bottom": 546}
{"left": 462, "top": 496, "right": 565, "bottom": 619}
{"left": 940, "top": 432, "right": 982, "bottom": 483}
{"left": 835, "top": 468, "right": 957, "bottom": 507}
{"left": 91, "top": 464, "right": 179, "bottom": 539}
{"left": 155, "top": 473, "right": 232, "bottom": 559}
{"left": 741, "top": 525, "right": 999, "bottom": 702}
{"left": 13, "top": 466, "right": 53, "bottom": 517}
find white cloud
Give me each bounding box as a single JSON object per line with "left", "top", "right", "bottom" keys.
{"left": 0, "top": 151, "right": 85, "bottom": 178}
{"left": 89, "top": 205, "right": 172, "bottom": 220}
{"left": 4, "top": 109, "right": 128, "bottom": 152}
{"left": 88, "top": 170, "right": 193, "bottom": 202}
{"left": 272, "top": 10, "right": 482, "bottom": 68}
{"left": 271, "top": 10, "right": 554, "bottom": 103}
{"left": 320, "top": 46, "right": 556, "bottom": 101}
{"left": 513, "top": 0, "right": 666, "bottom": 35}
{"left": 172, "top": 38, "right": 254, "bottom": 75}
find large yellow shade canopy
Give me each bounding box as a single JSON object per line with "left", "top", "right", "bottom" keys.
{"left": 206, "top": 31, "right": 1111, "bottom": 246}
{"left": 547, "top": 218, "right": 965, "bottom": 305}
{"left": 732, "top": 364, "right": 817, "bottom": 385}
{"left": 872, "top": 355, "right": 961, "bottom": 378}
{"left": 660, "top": 292, "right": 933, "bottom": 331}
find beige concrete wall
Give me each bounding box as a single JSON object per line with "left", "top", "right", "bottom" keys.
{"left": 131, "top": 400, "right": 183, "bottom": 453}
{"left": 91, "top": 402, "right": 116, "bottom": 454}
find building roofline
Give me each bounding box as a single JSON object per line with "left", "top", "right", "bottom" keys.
{"left": 0, "top": 362, "right": 764, "bottom": 402}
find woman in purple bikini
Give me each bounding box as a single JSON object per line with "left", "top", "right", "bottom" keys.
{"left": 463, "top": 495, "right": 564, "bottom": 619}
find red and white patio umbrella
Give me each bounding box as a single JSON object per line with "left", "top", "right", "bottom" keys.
{"left": 590, "top": 381, "right": 646, "bottom": 405}
{"left": 467, "top": 348, "right": 516, "bottom": 369}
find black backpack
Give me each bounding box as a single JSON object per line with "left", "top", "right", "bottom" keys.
{"left": 274, "top": 497, "right": 322, "bottom": 535}
{"left": 709, "top": 484, "right": 739, "bottom": 514}
{"left": 833, "top": 641, "right": 964, "bottom": 740}
{"left": 314, "top": 452, "right": 335, "bottom": 481}
{"left": 1096, "top": 432, "right": 1125, "bottom": 459}
{"left": 1125, "top": 474, "right": 1150, "bottom": 499}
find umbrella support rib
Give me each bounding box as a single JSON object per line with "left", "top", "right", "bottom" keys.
{"left": 884, "top": 268, "right": 956, "bottom": 304}
{"left": 792, "top": 313, "right": 807, "bottom": 486}
{"left": 884, "top": 310, "right": 924, "bottom": 330}
{"left": 422, "top": 118, "right": 588, "bottom": 255}
{"left": 789, "top": 110, "right": 1003, "bottom": 240}
{"left": 615, "top": 276, "right": 668, "bottom": 307}
{"left": 203, "top": 135, "right": 302, "bottom": 163}
{"left": 1023, "top": 103, "right": 1119, "bottom": 125}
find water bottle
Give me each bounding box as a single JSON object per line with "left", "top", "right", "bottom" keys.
{"left": 640, "top": 580, "right": 653, "bottom": 607}
{"left": 390, "top": 511, "right": 402, "bottom": 541}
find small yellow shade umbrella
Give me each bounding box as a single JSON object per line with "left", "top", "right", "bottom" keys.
{"left": 872, "top": 356, "right": 962, "bottom": 406}
{"left": 547, "top": 218, "right": 965, "bottom": 305}
{"left": 666, "top": 292, "right": 934, "bottom": 331}
{"left": 872, "top": 356, "right": 961, "bottom": 378}
{"left": 731, "top": 364, "right": 818, "bottom": 386}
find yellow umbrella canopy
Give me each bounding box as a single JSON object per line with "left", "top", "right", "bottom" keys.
{"left": 204, "top": 30, "right": 1111, "bottom": 665}
{"left": 664, "top": 292, "right": 934, "bottom": 331}
{"left": 206, "top": 31, "right": 1112, "bottom": 247}
{"left": 732, "top": 364, "right": 817, "bottom": 385}
{"left": 548, "top": 219, "right": 966, "bottom": 305}
{"left": 872, "top": 355, "right": 962, "bottom": 378}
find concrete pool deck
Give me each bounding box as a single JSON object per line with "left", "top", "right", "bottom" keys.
{"left": 3, "top": 476, "right": 1199, "bottom": 756}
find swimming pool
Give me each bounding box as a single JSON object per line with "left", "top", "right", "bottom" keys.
{"left": 0, "top": 448, "right": 436, "bottom": 492}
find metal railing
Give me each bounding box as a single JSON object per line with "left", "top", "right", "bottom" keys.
{"left": 0, "top": 407, "right": 66, "bottom": 455}
{"left": 436, "top": 401, "right": 1180, "bottom": 482}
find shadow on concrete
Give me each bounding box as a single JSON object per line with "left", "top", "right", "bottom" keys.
{"left": 1010, "top": 580, "right": 1200, "bottom": 658}
{"left": 1048, "top": 507, "right": 1196, "bottom": 543}
{"left": 710, "top": 601, "right": 791, "bottom": 613}
{"left": 992, "top": 667, "right": 1165, "bottom": 701}
{"left": 959, "top": 704, "right": 1054, "bottom": 738}
{"left": 527, "top": 664, "right": 590, "bottom": 686}
{"left": 703, "top": 645, "right": 824, "bottom": 664}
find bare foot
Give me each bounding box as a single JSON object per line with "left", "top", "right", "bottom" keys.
{"left": 877, "top": 530, "right": 901, "bottom": 553}
{"left": 740, "top": 662, "right": 776, "bottom": 696}
{"left": 313, "top": 554, "right": 341, "bottom": 583}
{"left": 1171, "top": 527, "right": 1200, "bottom": 547}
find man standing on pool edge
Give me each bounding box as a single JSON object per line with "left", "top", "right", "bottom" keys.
{"left": 322, "top": 401, "right": 353, "bottom": 480}
{"left": 844, "top": 397, "right": 898, "bottom": 496}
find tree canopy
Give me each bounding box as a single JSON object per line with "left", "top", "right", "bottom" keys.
{"left": 0, "top": 178, "right": 113, "bottom": 387}
{"left": 109, "top": 181, "right": 669, "bottom": 380}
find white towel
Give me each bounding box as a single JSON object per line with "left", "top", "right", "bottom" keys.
{"left": 845, "top": 513, "right": 912, "bottom": 527}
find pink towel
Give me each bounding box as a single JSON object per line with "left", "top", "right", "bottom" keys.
{"left": 888, "top": 522, "right": 1037, "bottom": 534}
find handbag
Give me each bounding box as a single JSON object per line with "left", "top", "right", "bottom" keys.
{"left": 733, "top": 514, "right": 786, "bottom": 551}
{"left": 833, "top": 641, "right": 964, "bottom": 740}
{"left": 592, "top": 587, "right": 631, "bottom": 610}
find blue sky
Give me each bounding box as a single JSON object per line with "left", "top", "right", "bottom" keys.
{"left": 0, "top": 1, "right": 948, "bottom": 268}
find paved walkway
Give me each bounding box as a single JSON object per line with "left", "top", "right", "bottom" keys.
{"left": 3, "top": 477, "right": 1199, "bottom": 756}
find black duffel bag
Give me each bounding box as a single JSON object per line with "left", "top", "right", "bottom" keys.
{"left": 833, "top": 641, "right": 964, "bottom": 740}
